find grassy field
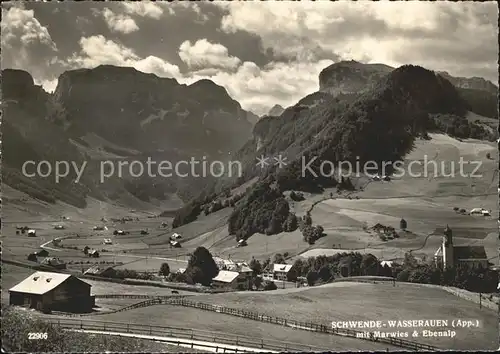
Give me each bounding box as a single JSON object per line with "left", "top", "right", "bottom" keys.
{"left": 44, "top": 305, "right": 398, "bottom": 351}
{"left": 2, "top": 306, "right": 202, "bottom": 353}
{"left": 189, "top": 281, "right": 497, "bottom": 350}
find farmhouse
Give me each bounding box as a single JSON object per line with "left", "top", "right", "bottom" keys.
{"left": 434, "top": 225, "right": 489, "bottom": 269}
{"left": 171, "top": 233, "right": 182, "bottom": 240}
{"left": 40, "top": 257, "right": 67, "bottom": 270}
{"left": 9, "top": 271, "right": 94, "bottom": 313}
{"left": 83, "top": 266, "right": 115, "bottom": 277}
{"left": 170, "top": 240, "right": 181, "bottom": 248}
{"left": 88, "top": 249, "right": 100, "bottom": 258}
{"left": 380, "top": 260, "right": 393, "bottom": 268}
{"left": 469, "top": 208, "right": 490, "bottom": 216}
{"left": 211, "top": 270, "right": 250, "bottom": 290}
{"left": 27, "top": 229, "right": 36, "bottom": 237}
{"left": 35, "top": 249, "right": 49, "bottom": 257}
{"left": 273, "top": 264, "right": 293, "bottom": 281}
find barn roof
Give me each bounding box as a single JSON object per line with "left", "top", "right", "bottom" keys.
{"left": 9, "top": 271, "right": 89, "bottom": 295}
{"left": 212, "top": 270, "right": 239, "bottom": 283}
{"left": 83, "top": 266, "right": 113, "bottom": 275}
{"left": 273, "top": 264, "right": 293, "bottom": 273}
{"left": 453, "top": 246, "right": 487, "bottom": 260}
{"left": 40, "top": 257, "right": 66, "bottom": 265}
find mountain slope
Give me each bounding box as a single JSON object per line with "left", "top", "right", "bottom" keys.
{"left": 171, "top": 64, "right": 498, "bottom": 241}
{"left": 1, "top": 66, "right": 255, "bottom": 207}
{"left": 53, "top": 65, "right": 253, "bottom": 156}
{"left": 319, "top": 61, "right": 498, "bottom": 119}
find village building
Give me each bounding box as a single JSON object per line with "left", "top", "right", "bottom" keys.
{"left": 272, "top": 264, "right": 293, "bottom": 281}
{"left": 83, "top": 266, "right": 115, "bottom": 277}
{"left": 211, "top": 270, "right": 250, "bottom": 290}
{"left": 213, "top": 257, "right": 253, "bottom": 287}
{"left": 434, "top": 225, "right": 489, "bottom": 269}
{"left": 170, "top": 240, "right": 181, "bottom": 248}
{"left": 88, "top": 249, "right": 100, "bottom": 258}
{"left": 380, "top": 260, "right": 393, "bottom": 268}
{"left": 27, "top": 229, "right": 36, "bottom": 237}
{"left": 339, "top": 257, "right": 353, "bottom": 277}
{"left": 40, "top": 257, "right": 67, "bottom": 270}
{"left": 171, "top": 233, "right": 182, "bottom": 240}
{"left": 9, "top": 271, "right": 94, "bottom": 313}
{"left": 35, "top": 249, "right": 49, "bottom": 257}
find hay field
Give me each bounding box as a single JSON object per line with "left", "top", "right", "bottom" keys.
{"left": 191, "top": 281, "right": 497, "bottom": 350}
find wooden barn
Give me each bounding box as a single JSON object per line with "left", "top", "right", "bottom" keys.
{"left": 8, "top": 271, "right": 94, "bottom": 313}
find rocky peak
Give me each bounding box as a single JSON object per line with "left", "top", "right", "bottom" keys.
{"left": 318, "top": 60, "right": 393, "bottom": 96}
{"left": 267, "top": 104, "right": 285, "bottom": 117}
{"left": 437, "top": 71, "right": 498, "bottom": 94}
{"left": 2, "top": 69, "right": 37, "bottom": 100}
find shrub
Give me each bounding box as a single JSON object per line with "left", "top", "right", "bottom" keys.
{"left": 306, "top": 271, "right": 318, "bottom": 286}
{"left": 262, "top": 280, "right": 277, "bottom": 291}
{"left": 1, "top": 307, "right": 164, "bottom": 352}
{"left": 159, "top": 262, "right": 170, "bottom": 277}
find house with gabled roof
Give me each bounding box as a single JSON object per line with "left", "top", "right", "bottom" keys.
{"left": 9, "top": 271, "right": 94, "bottom": 313}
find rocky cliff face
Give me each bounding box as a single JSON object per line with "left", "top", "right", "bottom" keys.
{"left": 52, "top": 65, "right": 252, "bottom": 156}
{"left": 318, "top": 60, "right": 393, "bottom": 96}
{"left": 318, "top": 60, "right": 498, "bottom": 119}
{"left": 437, "top": 71, "right": 498, "bottom": 94}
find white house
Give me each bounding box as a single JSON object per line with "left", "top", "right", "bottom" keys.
{"left": 103, "top": 238, "right": 112, "bottom": 245}
{"left": 380, "top": 260, "right": 393, "bottom": 268}
{"left": 211, "top": 270, "right": 250, "bottom": 290}
{"left": 211, "top": 270, "right": 240, "bottom": 289}
{"left": 27, "top": 229, "right": 36, "bottom": 237}
{"left": 170, "top": 240, "right": 181, "bottom": 248}
{"left": 171, "top": 233, "right": 182, "bottom": 240}
{"left": 273, "top": 264, "right": 293, "bottom": 281}
{"left": 469, "top": 208, "right": 485, "bottom": 215}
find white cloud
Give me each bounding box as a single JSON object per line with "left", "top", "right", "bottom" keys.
{"left": 215, "top": 1, "right": 498, "bottom": 82}
{"left": 158, "top": 2, "right": 209, "bottom": 22}
{"left": 102, "top": 8, "right": 139, "bottom": 34}
{"left": 39, "top": 78, "right": 58, "bottom": 93}
{"left": 1, "top": 6, "right": 57, "bottom": 50}
{"left": 179, "top": 59, "right": 333, "bottom": 115}
{"left": 179, "top": 39, "right": 241, "bottom": 70}
{"left": 122, "top": 2, "right": 164, "bottom": 19}
{"left": 66, "top": 35, "right": 181, "bottom": 79}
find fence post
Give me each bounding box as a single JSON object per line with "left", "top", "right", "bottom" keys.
{"left": 191, "top": 330, "right": 194, "bottom": 339}
{"left": 149, "top": 325, "right": 152, "bottom": 335}
{"left": 261, "top": 339, "right": 264, "bottom": 348}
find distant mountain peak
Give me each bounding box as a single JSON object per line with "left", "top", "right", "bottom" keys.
{"left": 267, "top": 104, "right": 285, "bottom": 117}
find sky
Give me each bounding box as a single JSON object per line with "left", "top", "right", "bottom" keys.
{"left": 1, "top": 1, "right": 498, "bottom": 115}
